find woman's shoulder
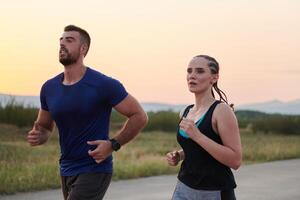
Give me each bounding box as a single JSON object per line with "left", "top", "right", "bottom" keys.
{"left": 216, "top": 101, "right": 231, "bottom": 109}
{"left": 214, "top": 102, "right": 236, "bottom": 119}
{"left": 179, "top": 104, "right": 194, "bottom": 118}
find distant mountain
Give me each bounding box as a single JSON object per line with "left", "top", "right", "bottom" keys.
{"left": 0, "top": 93, "right": 40, "bottom": 108}
{"left": 236, "top": 99, "right": 300, "bottom": 115}
{"left": 1, "top": 93, "right": 300, "bottom": 115}
{"left": 141, "top": 102, "right": 186, "bottom": 112}
{"left": 0, "top": 93, "right": 186, "bottom": 112}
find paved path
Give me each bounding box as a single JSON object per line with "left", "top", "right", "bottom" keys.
{"left": 1, "top": 159, "right": 299, "bottom": 200}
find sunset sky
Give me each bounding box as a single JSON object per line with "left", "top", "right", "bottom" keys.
{"left": 1, "top": 0, "right": 299, "bottom": 106}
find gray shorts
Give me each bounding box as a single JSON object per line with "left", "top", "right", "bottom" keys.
{"left": 172, "top": 180, "right": 221, "bottom": 200}
{"left": 61, "top": 172, "right": 112, "bottom": 200}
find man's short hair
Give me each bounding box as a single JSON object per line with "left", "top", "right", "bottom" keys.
{"left": 64, "top": 25, "right": 91, "bottom": 56}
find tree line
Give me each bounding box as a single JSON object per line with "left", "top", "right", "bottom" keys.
{"left": 0, "top": 100, "right": 299, "bottom": 135}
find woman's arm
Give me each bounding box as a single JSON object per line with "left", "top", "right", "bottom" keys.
{"left": 180, "top": 103, "right": 242, "bottom": 169}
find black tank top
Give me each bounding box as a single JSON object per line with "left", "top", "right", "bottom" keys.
{"left": 177, "top": 101, "right": 237, "bottom": 190}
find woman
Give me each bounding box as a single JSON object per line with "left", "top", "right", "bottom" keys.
{"left": 166, "top": 55, "right": 242, "bottom": 200}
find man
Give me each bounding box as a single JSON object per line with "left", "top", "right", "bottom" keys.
{"left": 27, "top": 25, "right": 148, "bottom": 200}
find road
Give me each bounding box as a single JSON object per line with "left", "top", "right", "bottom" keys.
{"left": 1, "top": 159, "right": 299, "bottom": 200}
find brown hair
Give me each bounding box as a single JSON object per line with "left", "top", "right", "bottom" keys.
{"left": 194, "top": 55, "right": 234, "bottom": 109}
{"left": 64, "top": 25, "right": 91, "bottom": 56}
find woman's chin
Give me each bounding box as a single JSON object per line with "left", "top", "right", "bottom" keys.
{"left": 188, "top": 88, "right": 197, "bottom": 93}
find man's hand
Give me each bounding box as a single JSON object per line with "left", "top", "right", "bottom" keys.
{"left": 87, "top": 140, "right": 113, "bottom": 164}
{"left": 27, "top": 121, "right": 50, "bottom": 146}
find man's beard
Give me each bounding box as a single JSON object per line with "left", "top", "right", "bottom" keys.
{"left": 59, "top": 48, "right": 79, "bottom": 66}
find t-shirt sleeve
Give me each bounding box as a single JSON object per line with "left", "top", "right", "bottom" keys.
{"left": 40, "top": 83, "right": 49, "bottom": 111}
{"left": 106, "top": 78, "right": 128, "bottom": 107}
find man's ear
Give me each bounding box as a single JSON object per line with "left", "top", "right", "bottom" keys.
{"left": 81, "top": 43, "right": 88, "bottom": 56}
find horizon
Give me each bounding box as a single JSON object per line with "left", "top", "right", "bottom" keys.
{"left": 0, "top": 92, "right": 299, "bottom": 107}
{"left": 1, "top": 1, "right": 300, "bottom": 105}
{"left": 1, "top": 92, "right": 300, "bottom": 115}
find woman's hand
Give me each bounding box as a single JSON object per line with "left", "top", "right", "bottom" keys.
{"left": 179, "top": 117, "right": 202, "bottom": 141}
{"left": 166, "top": 150, "right": 182, "bottom": 166}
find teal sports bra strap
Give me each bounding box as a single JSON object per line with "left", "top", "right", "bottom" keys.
{"left": 179, "top": 105, "right": 207, "bottom": 139}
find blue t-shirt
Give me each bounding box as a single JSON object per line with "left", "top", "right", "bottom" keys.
{"left": 40, "top": 67, "right": 128, "bottom": 176}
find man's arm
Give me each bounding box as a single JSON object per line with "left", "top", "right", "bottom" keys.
{"left": 27, "top": 109, "right": 55, "bottom": 146}
{"left": 87, "top": 94, "right": 148, "bottom": 163}
{"left": 112, "top": 94, "right": 148, "bottom": 145}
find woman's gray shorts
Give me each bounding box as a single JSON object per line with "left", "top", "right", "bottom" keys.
{"left": 172, "top": 180, "right": 221, "bottom": 200}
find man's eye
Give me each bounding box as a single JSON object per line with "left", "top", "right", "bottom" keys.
{"left": 187, "top": 69, "right": 192, "bottom": 73}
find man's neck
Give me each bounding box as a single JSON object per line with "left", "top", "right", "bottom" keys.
{"left": 63, "top": 62, "right": 87, "bottom": 85}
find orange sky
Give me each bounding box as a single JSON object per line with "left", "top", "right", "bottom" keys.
{"left": 1, "top": 1, "right": 299, "bottom": 106}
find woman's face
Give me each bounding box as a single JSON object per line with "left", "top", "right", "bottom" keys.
{"left": 186, "top": 57, "right": 218, "bottom": 94}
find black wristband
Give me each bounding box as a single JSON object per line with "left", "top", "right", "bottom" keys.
{"left": 109, "top": 138, "right": 121, "bottom": 151}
